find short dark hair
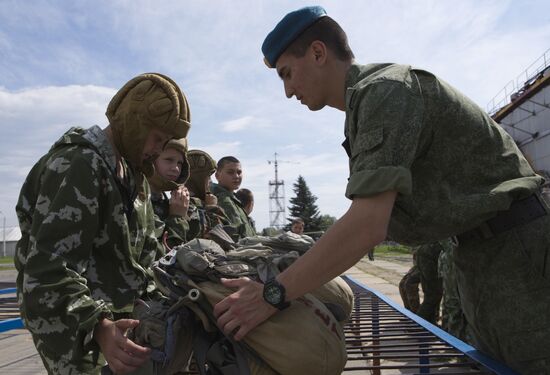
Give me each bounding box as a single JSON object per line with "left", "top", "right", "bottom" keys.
{"left": 217, "top": 156, "right": 240, "bottom": 170}
{"left": 235, "top": 188, "right": 253, "bottom": 207}
{"left": 286, "top": 16, "right": 354, "bottom": 62}
{"left": 291, "top": 218, "right": 305, "bottom": 225}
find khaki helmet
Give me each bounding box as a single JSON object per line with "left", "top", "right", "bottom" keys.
{"left": 106, "top": 73, "right": 191, "bottom": 176}
{"left": 186, "top": 149, "right": 216, "bottom": 201}
{"left": 148, "top": 138, "right": 190, "bottom": 192}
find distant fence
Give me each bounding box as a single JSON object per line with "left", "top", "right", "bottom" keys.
{"left": 0, "top": 287, "right": 22, "bottom": 332}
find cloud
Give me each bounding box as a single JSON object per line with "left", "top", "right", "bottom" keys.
{"left": 1, "top": 0, "right": 550, "bottom": 232}
{"left": 221, "top": 116, "right": 258, "bottom": 132}
{"left": 0, "top": 84, "right": 115, "bottom": 226}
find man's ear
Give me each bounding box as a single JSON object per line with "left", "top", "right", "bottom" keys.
{"left": 310, "top": 41, "right": 327, "bottom": 65}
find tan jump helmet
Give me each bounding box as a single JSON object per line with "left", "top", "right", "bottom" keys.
{"left": 106, "top": 73, "right": 191, "bottom": 176}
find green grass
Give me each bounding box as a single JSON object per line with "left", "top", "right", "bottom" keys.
{"left": 0, "top": 256, "right": 15, "bottom": 265}
{"left": 373, "top": 243, "right": 412, "bottom": 256}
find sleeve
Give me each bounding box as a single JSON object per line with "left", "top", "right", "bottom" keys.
{"left": 163, "top": 215, "right": 192, "bottom": 248}
{"left": 215, "top": 195, "right": 247, "bottom": 240}
{"left": 345, "top": 80, "right": 424, "bottom": 199}
{"left": 20, "top": 151, "right": 113, "bottom": 365}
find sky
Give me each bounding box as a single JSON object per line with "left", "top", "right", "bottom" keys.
{"left": 0, "top": 0, "right": 549, "bottom": 232}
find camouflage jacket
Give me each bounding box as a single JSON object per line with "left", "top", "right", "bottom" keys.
{"left": 15, "top": 126, "right": 162, "bottom": 374}
{"left": 344, "top": 63, "right": 544, "bottom": 245}
{"left": 210, "top": 183, "right": 256, "bottom": 240}
{"left": 151, "top": 192, "right": 200, "bottom": 251}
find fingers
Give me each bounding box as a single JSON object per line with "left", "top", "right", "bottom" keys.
{"left": 114, "top": 319, "right": 140, "bottom": 331}
{"left": 119, "top": 336, "right": 151, "bottom": 358}
{"left": 220, "top": 277, "right": 249, "bottom": 289}
{"left": 213, "top": 278, "right": 250, "bottom": 318}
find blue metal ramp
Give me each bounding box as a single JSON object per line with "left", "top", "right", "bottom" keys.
{"left": 342, "top": 276, "right": 518, "bottom": 374}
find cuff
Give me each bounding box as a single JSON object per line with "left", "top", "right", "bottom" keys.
{"left": 345, "top": 166, "right": 412, "bottom": 199}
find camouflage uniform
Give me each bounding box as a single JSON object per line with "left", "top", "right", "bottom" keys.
{"left": 344, "top": 63, "right": 549, "bottom": 372}
{"left": 151, "top": 192, "right": 200, "bottom": 250}
{"left": 210, "top": 183, "right": 256, "bottom": 240}
{"left": 438, "top": 238, "right": 469, "bottom": 342}
{"left": 398, "top": 250, "right": 420, "bottom": 313}
{"left": 415, "top": 241, "right": 443, "bottom": 324}
{"left": 15, "top": 126, "right": 162, "bottom": 373}
{"left": 15, "top": 73, "right": 191, "bottom": 374}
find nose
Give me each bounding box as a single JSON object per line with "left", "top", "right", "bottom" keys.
{"left": 284, "top": 81, "right": 294, "bottom": 99}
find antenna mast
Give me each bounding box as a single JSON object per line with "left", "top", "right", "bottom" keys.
{"left": 268, "top": 153, "right": 286, "bottom": 228}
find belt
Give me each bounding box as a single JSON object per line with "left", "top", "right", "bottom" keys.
{"left": 456, "top": 193, "right": 548, "bottom": 243}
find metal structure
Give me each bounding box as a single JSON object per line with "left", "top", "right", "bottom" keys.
{"left": 486, "top": 48, "right": 550, "bottom": 186}
{"left": 486, "top": 48, "right": 550, "bottom": 117}
{"left": 267, "top": 153, "right": 286, "bottom": 229}
{"left": 342, "top": 276, "right": 518, "bottom": 374}
{"left": 0, "top": 211, "right": 5, "bottom": 257}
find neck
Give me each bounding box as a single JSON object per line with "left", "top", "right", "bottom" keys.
{"left": 325, "top": 59, "right": 353, "bottom": 111}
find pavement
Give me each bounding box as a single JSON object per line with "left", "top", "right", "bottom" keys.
{"left": 0, "top": 255, "right": 414, "bottom": 374}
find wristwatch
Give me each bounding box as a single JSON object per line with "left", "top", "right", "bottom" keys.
{"left": 262, "top": 278, "right": 290, "bottom": 310}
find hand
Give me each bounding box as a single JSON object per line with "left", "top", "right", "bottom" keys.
{"left": 94, "top": 318, "right": 151, "bottom": 374}
{"left": 169, "top": 186, "right": 190, "bottom": 217}
{"left": 213, "top": 277, "right": 277, "bottom": 341}
{"left": 205, "top": 192, "right": 217, "bottom": 206}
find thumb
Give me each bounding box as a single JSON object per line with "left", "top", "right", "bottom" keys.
{"left": 220, "top": 277, "right": 249, "bottom": 289}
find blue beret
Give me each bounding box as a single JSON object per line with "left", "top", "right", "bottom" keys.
{"left": 262, "top": 6, "right": 327, "bottom": 68}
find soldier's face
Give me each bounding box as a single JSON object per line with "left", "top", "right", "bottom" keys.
{"left": 291, "top": 221, "right": 304, "bottom": 234}
{"left": 215, "top": 162, "right": 242, "bottom": 192}
{"left": 155, "top": 148, "right": 184, "bottom": 181}
{"left": 276, "top": 49, "right": 326, "bottom": 111}
{"left": 142, "top": 128, "right": 172, "bottom": 163}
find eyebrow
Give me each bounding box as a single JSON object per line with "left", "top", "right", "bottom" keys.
{"left": 277, "top": 66, "right": 288, "bottom": 80}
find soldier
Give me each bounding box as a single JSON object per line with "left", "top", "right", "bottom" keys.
{"left": 148, "top": 138, "right": 200, "bottom": 250}
{"left": 290, "top": 217, "right": 305, "bottom": 235}
{"left": 185, "top": 149, "right": 231, "bottom": 238}
{"left": 235, "top": 188, "right": 257, "bottom": 233}
{"left": 15, "top": 73, "right": 190, "bottom": 374}
{"left": 214, "top": 6, "right": 550, "bottom": 373}
{"left": 210, "top": 156, "right": 256, "bottom": 240}
{"left": 438, "top": 238, "right": 470, "bottom": 343}
{"left": 398, "top": 250, "right": 421, "bottom": 314}
{"left": 415, "top": 241, "right": 444, "bottom": 324}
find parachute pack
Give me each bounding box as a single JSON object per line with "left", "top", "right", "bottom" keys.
{"left": 132, "top": 226, "right": 354, "bottom": 375}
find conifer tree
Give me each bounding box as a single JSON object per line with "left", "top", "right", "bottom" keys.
{"left": 287, "top": 175, "right": 321, "bottom": 231}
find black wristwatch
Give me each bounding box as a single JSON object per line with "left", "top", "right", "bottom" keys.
{"left": 262, "top": 278, "right": 290, "bottom": 310}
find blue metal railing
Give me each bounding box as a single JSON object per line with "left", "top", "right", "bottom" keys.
{"left": 0, "top": 287, "right": 22, "bottom": 332}
{"left": 344, "top": 275, "right": 519, "bottom": 374}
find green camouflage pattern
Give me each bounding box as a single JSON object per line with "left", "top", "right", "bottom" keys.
{"left": 151, "top": 192, "right": 200, "bottom": 251}
{"left": 344, "top": 63, "right": 544, "bottom": 245}
{"left": 438, "top": 238, "right": 469, "bottom": 343}
{"left": 415, "top": 241, "right": 443, "bottom": 324}
{"left": 398, "top": 259, "right": 420, "bottom": 313}
{"left": 210, "top": 183, "right": 256, "bottom": 240}
{"left": 15, "top": 126, "right": 162, "bottom": 374}
{"left": 454, "top": 209, "right": 550, "bottom": 373}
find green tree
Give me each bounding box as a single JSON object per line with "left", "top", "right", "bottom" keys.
{"left": 287, "top": 175, "right": 321, "bottom": 231}
{"left": 318, "top": 214, "right": 337, "bottom": 232}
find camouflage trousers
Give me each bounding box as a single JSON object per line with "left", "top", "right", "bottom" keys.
{"left": 438, "top": 240, "right": 469, "bottom": 343}
{"left": 399, "top": 265, "right": 420, "bottom": 313}
{"left": 415, "top": 242, "right": 443, "bottom": 324}
{"left": 454, "top": 211, "right": 550, "bottom": 374}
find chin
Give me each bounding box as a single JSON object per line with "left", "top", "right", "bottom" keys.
{"left": 307, "top": 102, "right": 325, "bottom": 111}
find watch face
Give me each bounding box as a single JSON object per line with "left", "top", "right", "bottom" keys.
{"left": 264, "top": 284, "right": 283, "bottom": 305}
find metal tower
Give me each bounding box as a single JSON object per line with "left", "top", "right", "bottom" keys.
{"left": 268, "top": 153, "right": 286, "bottom": 228}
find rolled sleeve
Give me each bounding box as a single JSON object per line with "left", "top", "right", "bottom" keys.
{"left": 346, "top": 166, "right": 412, "bottom": 199}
